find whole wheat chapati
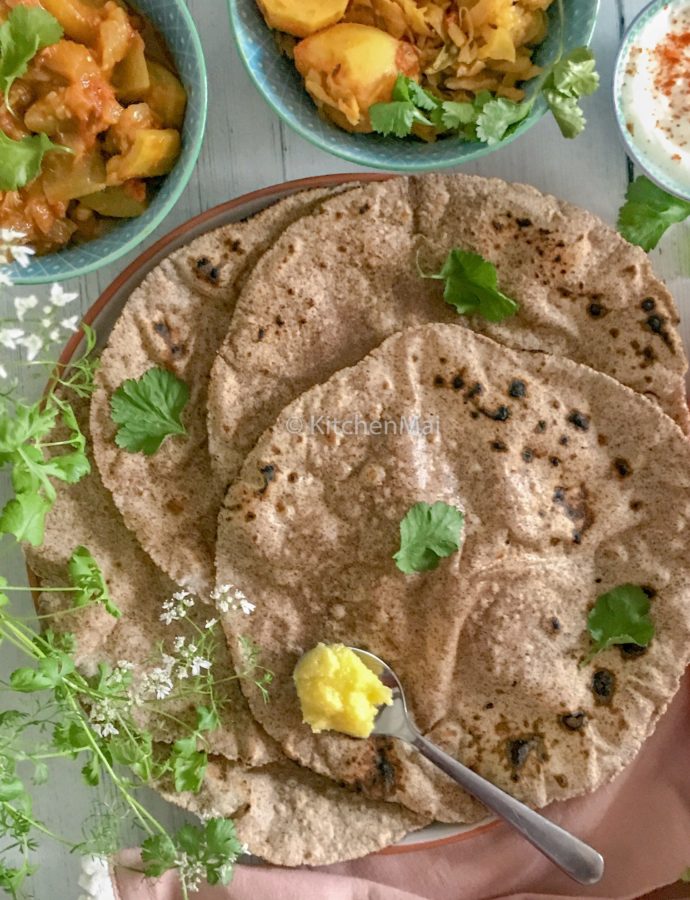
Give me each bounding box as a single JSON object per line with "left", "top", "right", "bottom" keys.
{"left": 90, "top": 186, "right": 355, "bottom": 595}
{"left": 26, "top": 395, "right": 272, "bottom": 766}
{"left": 216, "top": 323, "right": 690, "bottom": 823}
{"left": 208, "top": 174, "right": 689, "bottom": 488}
{"left": 27, "top": 395, "right": 425, "bottom": 864}
{"left": 166, "top": 757, "right": 425, "bottom": 867}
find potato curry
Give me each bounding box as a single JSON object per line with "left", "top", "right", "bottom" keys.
{"left": 0, "top": 0, "right": 187, "bottom": 254}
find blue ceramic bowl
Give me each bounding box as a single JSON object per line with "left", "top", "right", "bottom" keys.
{"left": 228, "top": 0, "right": 599, "bottom": 172}
{"left": 9, "top": 0, "right": 208, "bottom": 285}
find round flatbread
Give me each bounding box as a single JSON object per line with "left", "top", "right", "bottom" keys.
{"left": 166, "top": 757, "right": 425, "bottom": 868}
{"left": 90, "top": 186, "right": 356, "bottom": 595}
{"left": 208, "top": 174, "right": 689, "bottom": 490}
{"left": 216, "top": 323, "right": 690, "bottom": 823}
{"left": 27, "top": 394, "right": 424, "bottom": 865}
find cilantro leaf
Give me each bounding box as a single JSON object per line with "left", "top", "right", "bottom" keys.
{"left": 544, "top": 89, "right": 585, "bottom": 139}
{"left": 476, "top": 98, "right": 531, "bottom": 145}
{"left": 584, "top": 584, "right": 655, "bottom": 663}
{"left": 405, "top": 79, "right": 438, "bottom": 112}
{"left": 170, "top": 737, "right": 207, "bottom": 793}
{"left": 542, "top": 47, "right": 598, "bottom": 139}
{"left": 552, "top": 47, "right": 600, "bottom": 98}
{"left": 195, "top": 705, "right": 220, "bottom": 733}
{"left": 422, "top": 248, "right": 519, "bottom": 322}
{"left": 370, "top": 75, "right": 436, "bottom": 137}
{"left": 369, "top": 101, "right": 418, "bottom": 138}
{"left": 617, "top": 176, "right": 690, "bottom": 251}
{"left": 68, "top": 546, "right": 121, "bottom": 618}
{"left": 393, "top": 501, "right": 464, "bottom": 574}
{"left": 0, "top": 492, "right": 52, "bottom": 545}
{"left": 110, "top": 367, "right": 189, "bottom": 455}
{"left": 0, "top": 131, "right": 66, "bottom": 192}
{"left": 0, "top": 6, "right": 62, "bottom": 103}
{"left": 441, "top": 101, "right": 476, "bottom": 130}
{"left": 142, "top": 834, "right": 178, "bottom": 877}
{"left": 200, "top": 819, "right": 244, "bottom": 884}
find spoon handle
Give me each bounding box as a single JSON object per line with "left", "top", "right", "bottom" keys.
{"left": 411, "top": 733, "right": 604, "bottom": 886}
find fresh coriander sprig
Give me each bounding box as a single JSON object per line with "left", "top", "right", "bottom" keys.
{"left": 582, "top": 584, "right": 655, "bottom": 665}
{"left": 0, "top": 331, "right": 97, "bottom": 546}
{"left": 0, "top": 567, "right": 270, "bottom": 897}
{"left": 110, "top": 367, "right": 190, "bottom": 455}
{"left": 618, "top": 176, "right": 690, "bottom": 251}
{"left": 420, "top": 248, "right": 519, "bottom": 323}
{"left": 0, "top": 6, "right": 63, "bottom": 104}
{"left": 368, "top": 0, "right": 599, "bottom": 148}
{"left": 394, "top": 501, "right": 464, "bottom": 574}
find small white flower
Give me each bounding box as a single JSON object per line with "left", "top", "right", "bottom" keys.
{"left": 9, "top": 244, "right": 35, "bottom": 268}
{"left": 49, "top": 328, "right": 61, "bottom": 342}
{"left": 13, "top": 294, "right": 37, "bottom": 321}
{"left": 204, "top": 618, "right": 218, "bottom": 630}
{"left": 0, "top": 271, "right": 13, "bottom": 287}
{"left": 60, "top": 315, "right": 79, "bottom": 332}
{"left": 116, "top": 659, "right": 134, "bottom": 672}
{"left": 160, "top": 590, "right": 195, "bottom": 625}
{"left": 50, "top": 283, "right": 79, "bottom": 307}
{"left": 0, "top": 327, "right": 24, "bottom": 349}
{"left": 239, "top": 598, "right": 255, "bottom": 616}
{"left": 189, "top": 656, "right": 211, "bottom": 677}
{"left": 0, "top": 363, "right": 7, "bottom": 380}
{"left": 141, "top": 654, "right": 176, "bottom": 700}
{"left": 212, "top": 583, "right": 256, "bottom": 616}
{"left": 18, "top": 333, "right": 43, "bottom": 361}
{"left": 173, "top": 635, "right": 186, "bottom": 652}
{"left": 180, "top": 857, "right": 205, "bottom": 893}
{"left": 92, "top": 720, "right": 119, "bottom": 738}
{"left": 41, "top": 317, "right": 51, "bottom": 329}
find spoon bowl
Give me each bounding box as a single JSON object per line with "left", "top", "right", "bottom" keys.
{"left": 350, "top": 647, "right": 604, "bottom": 886}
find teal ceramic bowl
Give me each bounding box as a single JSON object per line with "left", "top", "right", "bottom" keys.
{"left": 9, "top": 0, "right": 208, "bottom": 285}
{"left": 228, "top": 0, "right": 599, "bottom": 172}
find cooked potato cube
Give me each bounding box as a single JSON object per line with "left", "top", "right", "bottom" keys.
{"left": 105, "top": 103, "right": 160, "bottom": 154}
{"left": 40, "top": 0, "right": 101, "bottom": 44}
{"left": 257, "top": 0, "right": 348, "bottom": 38}
{"left": 106, "top": 129, "right": 181, "bottom": 182}
{"left": 112, "top": 35, "right": 151, "bottom": 101}
{"left": 99, "top": 4, "right": 136, "bottom": 73}
{"left": 42, "top": 151, "right": 107, "bottom": 204}
{"left": 144, "top": 61, "right": 187, "bottom": 128}
{"left": 80, "top": 185, "right": 148, "bottom": 217}
{"left": 294, "top": 24, "right": 419, "bottom": 132}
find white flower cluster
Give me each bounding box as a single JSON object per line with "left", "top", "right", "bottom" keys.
{"left": 179, "top": 855, "right": 206, "bottom": 893}
{"left": 87, "top": 662, "right": 133, "bottom": 738}
{"left": 139, "top": 653, "right": 176, "bottom": 701}
{"left": 211, "top": 584, "right": 255, "bottom": 617}
{"left": 172, "top": 635, "right": 212, "bottom": 679}
{"left": 1, "top": 230, "right": 80, "bottom": 380}
{"left": 160, "top": 589, "right": 195, "bottom": 625}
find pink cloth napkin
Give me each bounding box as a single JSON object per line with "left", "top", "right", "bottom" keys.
{"left": 113, "top": 672, "right": 690, "bottom": 900}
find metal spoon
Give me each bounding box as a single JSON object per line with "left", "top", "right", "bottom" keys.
{"left": 350, "top": 647, "right": 604, "bottom": 886}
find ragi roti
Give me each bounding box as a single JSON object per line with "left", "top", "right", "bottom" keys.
{"left": 26, "top": 395, "right": 426, "bottom": 864}
{"left": 216, "top": 323, "right": 690, "bottom": 823}
{"left": 208, "top": 174, "right": 689, "bottom": 487}
{"left": 90, "top": 186, "right": 355, "bottom": 595}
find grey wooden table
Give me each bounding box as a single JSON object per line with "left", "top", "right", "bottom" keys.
{"left": 1, "top": 1, "right": 689, "bottom": 897}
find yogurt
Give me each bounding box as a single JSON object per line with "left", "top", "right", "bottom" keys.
{"left": 619, "top": 2, "right": 690, "bottom": 192}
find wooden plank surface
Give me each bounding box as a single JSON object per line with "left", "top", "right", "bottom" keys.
{"left": 1, "top": 0, "right": 689, "bottom": 895}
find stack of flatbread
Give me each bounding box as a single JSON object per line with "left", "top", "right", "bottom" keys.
{"left": 26, "top": 175, "right": 690, "bottom": 865}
